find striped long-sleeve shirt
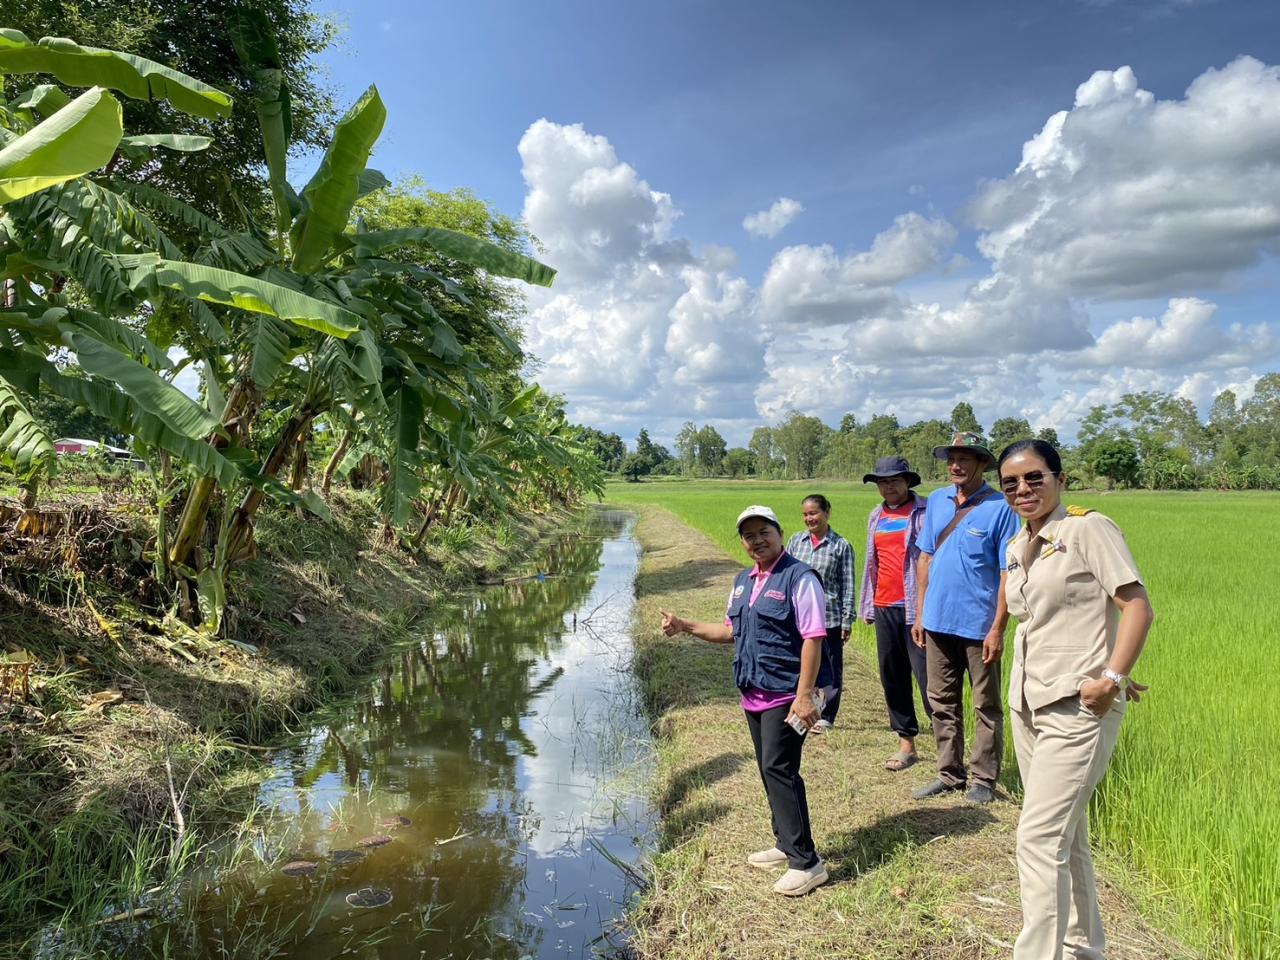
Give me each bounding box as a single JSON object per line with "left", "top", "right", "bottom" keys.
{"left": 785, "top": 528, "right": 856, "bottom": 631}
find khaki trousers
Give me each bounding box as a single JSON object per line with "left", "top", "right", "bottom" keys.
{"left": 925, "top": 631, "right": 1003, "bottom": 789}
{"left": 1012, "top": 695, "right": 1124, "bottom": 960}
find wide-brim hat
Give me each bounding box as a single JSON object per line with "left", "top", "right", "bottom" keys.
{"left": 736, "top": 504, "right": 781, "bottom": 533}
{"left": 932, "top": 430, "right": 997, "bottom": 472}
{"left": 862, "top": 455, "right": 921, "bottom": 487}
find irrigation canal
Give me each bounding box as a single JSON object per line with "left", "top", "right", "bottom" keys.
{"left": 155, "top": 509, "right": 650, "bottom": 958}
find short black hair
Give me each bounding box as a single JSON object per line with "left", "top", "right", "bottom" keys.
{"left": 802, "top": 494, "right": 831, "bottom": 514}
{"left": 998, "top": 438, "right": 1063, "bottom": 475}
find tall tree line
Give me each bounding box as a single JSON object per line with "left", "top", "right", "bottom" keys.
{"left": 611, "top": 381, "right": 1280, "bottom": 490}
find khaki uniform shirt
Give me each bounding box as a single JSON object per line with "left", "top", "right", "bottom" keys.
{"left": 1005, "top": 504, "right": 1144, "bottom": 713}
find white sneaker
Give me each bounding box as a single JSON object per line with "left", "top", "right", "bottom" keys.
{"left": 811, "top": 720, "right": 833, "bottom": 734}
{"left": 773, "top": 858, "right": 828, "bottom": 896}
{"left": 746, "top": 846, "right": 788, "bottom": 870}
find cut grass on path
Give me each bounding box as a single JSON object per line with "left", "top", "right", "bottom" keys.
{"left": 626, "top": 504, "right": 1200, "bottom": 960}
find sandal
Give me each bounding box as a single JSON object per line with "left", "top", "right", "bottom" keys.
{"left": 884, "top": 750, "right": 918, "bottom": 772}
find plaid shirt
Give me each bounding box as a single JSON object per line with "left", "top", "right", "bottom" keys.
{"left": 859, "top": 493, "right": 928, "bottom": 625}
{"left": 785, "top": 528, "right": 856, "bottom": 630}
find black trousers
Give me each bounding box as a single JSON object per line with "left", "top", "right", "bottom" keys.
{"left": 873, "top": 605, "right": 933, "bottom": 738}
{"left": 821, "top": 625, "right": 844, "bottom": 723}
{"left": 744, "top": 704, "right": 819, "bottom": 869}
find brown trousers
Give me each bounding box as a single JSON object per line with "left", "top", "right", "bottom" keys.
{"left": 925, "top": 631, "right": 1003, "bottom": 789}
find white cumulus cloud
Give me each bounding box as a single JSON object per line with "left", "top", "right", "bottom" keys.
{"left": 742, "top": 197, "right": 804, "bottom": 238}
{"left": 514, "top": 58, "right": 1280, "bottom": 446}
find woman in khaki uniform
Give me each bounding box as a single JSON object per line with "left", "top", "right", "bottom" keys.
{"left": 997, "top": 439, "right": 1154, "bottom": 960}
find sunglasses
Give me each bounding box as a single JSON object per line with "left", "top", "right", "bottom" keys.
{"left": 999, "top": 471, "right": 1053, "bottom": 494}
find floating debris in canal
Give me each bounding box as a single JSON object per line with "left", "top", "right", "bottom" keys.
{"left": 280, "top": 861, "right": 319, "bottom": 877}
{"left": 345, "top": 887, "right": 393, "bottom": 909}
{"left": 381, "top": 815, "right": 412, "bottom": 829}
{"left": 356, "top": 835, "right": 394, "bottom": 848}
{"left": 434, "top": 828, "right": 473, "bottom": 846}
{"left": 329, "top": 849, "right": 366, "bottom": 865}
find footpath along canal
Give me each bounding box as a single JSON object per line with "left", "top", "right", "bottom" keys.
{"left": 116, "top": 509, "right": 650, "bottom": 959}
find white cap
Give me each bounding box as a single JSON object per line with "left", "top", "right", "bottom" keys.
{"left": 735, "top": 504, "right": 780, "bottom": 531}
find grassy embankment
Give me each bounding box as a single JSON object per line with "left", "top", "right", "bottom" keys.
{"left": 613, "top": 479, "right": 1278, "bottom": 960}
{"left": 0, "top": 481, "right": 571, "bottom": 953}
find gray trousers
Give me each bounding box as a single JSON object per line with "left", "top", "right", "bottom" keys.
{"left": 1012, "top": 695, "right": 1124, "bottom": 960}
{"left": 925, "top": 631, "right": 1003, "bottom": 789}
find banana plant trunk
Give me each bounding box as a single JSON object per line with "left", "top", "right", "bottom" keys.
{"left": 289, "top": 423, "right": 313, "bottom": 491}
{"left": 320, "top": 430, "right": 353, "bottom": 495}
{"left": 411, "top": 483, "right": 452, "bottom": 549}
{"left": 223, "top": 408, "right": 319, "bottom": 565}
{"left": 169, "top": 381, "right": 257, "bottom": 567}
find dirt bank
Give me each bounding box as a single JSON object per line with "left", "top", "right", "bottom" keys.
{"left": 0, "top": 488, "right": 572, "bottom": 951}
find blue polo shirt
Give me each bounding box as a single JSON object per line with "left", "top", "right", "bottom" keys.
{"left": 918, "top": 482, "right": 1021, "bottom": 641}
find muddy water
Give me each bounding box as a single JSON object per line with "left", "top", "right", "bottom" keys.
{"left": 176, "top": 510, "right": 650, "bottom": 959}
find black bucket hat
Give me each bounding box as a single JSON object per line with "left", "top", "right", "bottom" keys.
{"left": 862, "top": 456, "right": 921, "bottom": 488}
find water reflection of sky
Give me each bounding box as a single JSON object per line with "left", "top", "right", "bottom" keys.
{"left": 179, "top": 510, "right": 652, "bottom": 960}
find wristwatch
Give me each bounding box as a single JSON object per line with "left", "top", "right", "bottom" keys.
{"left": 1102, "top": 668, "right": 1129, "bottom": 691}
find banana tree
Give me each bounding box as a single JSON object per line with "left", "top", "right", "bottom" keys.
{"left": 159, "top": 12, "right": 557, "bottom": 570}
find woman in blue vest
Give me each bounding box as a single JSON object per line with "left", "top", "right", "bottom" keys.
{"left": 661, "top": 505, "right": 833, "bottom": 897}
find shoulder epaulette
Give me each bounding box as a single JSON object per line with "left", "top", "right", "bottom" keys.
{"left": 1065, "top": 504, "right": 1095, "bottom": 517}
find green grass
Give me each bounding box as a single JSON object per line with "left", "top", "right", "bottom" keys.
{"left": 607, "top": 478, "right": 1280, "bottom": 960}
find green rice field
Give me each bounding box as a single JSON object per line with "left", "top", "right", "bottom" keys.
{"left": 606, "top": 478, "right": 1280, "bottom": 960}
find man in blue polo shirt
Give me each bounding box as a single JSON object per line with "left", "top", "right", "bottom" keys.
{"left": 909, "top": 431, "right": 1021, "bottom": 805}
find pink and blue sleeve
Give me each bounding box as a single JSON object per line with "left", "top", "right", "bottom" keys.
{"left": 791, "top": 574, "right": 828, "bottom": 639}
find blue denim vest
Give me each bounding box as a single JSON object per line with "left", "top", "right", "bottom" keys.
{"left": 728, "top": 552, "right": 832, "bottom": 693}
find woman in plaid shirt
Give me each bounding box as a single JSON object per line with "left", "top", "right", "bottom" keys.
{"left": 785, "top": 494, "right": 856, "bottom": 733}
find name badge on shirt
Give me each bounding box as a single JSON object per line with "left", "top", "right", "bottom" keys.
{"left": 764, "top": 589, "right": 786, "bottom": 601}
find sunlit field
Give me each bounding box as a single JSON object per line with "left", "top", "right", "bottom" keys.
{"left": 606, "top": 478, "right": 1280, "bottom": 960}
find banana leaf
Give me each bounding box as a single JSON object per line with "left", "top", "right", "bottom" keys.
{"left": 0, "top": 29, "right": 233, "bottom": 120}
{"left": 0, "top": 373, "right": 55, "bottom": 478}
{"left": 230, "top": 11, "right": 296, "bottom": 239}
{"left": 127, "top": 256, "right": 360, "bottom": 337}
{"left": 0, "top": 86, "right": 121, "bottom": 203}
{"left": 9, "top": 83, "right": 70, "bottom": 117}
{"left": 352, "top": 226, "right": 556, "bottom": 287}
{"left": 290, "top": 85, "right": 386, "bottom": 274}
{"left": 117, "top": 133, "right": 211, "bottom": 159}
{"left": 70, "top": 332, "right": 223, "bottom": 439}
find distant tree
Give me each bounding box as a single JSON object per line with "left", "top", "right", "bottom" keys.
{"left": 898, "top": 418, "right": 951, "bottom": 482}
{"left": 694, "top": 425, "right": 727, "bottom": 475}
{"left": 865, "top": 413, "right": 902, "bottom": 452}
{"left": 838, "top": 413, "right": 860, "bottom": 434}
{"left": 723, "top": 447, "right": 754, "bottom": 478}
{"left": 1089, "top": 437, "right": 1140, "bottom": 490}
{"left": 949, "top": 402, "right": 983, "bottom": 439}
{"left": 635, "top": 428, "right": 659, "bottom": 466}
{"left": 649, "top": 443, "right": 674, "bottom": 469}
{"left": 749, "top": 427, "right": 779, "bottom": 478}
{"left": 1037, "top": 426, "right": 1061, "bottom": 448}
{"left": 1240, "top": 374, "right": 1280, "bottom": 468}
{"left": 577, "top": 427, "right": 626, "bottom": 472}
{"left": 621, "top": 453, "right": 650, "bottom": 482}
{"left": 674, "top": 421, "right": 699, "bottom": 475}
{"left": 989, "top": 416, "right": 1033, "bottom": 458}
{"left": 773, "top": 411, "right": 831, "bottom": 479}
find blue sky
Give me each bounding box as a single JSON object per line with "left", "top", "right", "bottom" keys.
{"left": 312, "top": 0, "right": 1280, "bottom": 446}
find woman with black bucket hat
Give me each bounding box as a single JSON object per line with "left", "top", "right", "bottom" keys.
{"left": 859, "top": 456, "right": 932, "bottom": 771}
